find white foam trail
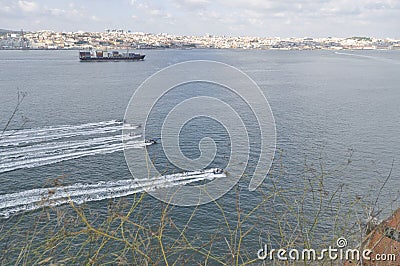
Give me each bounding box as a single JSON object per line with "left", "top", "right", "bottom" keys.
{"left": 0, "top": 169, "right": 226, "bottom": 218}
{"left": 0, "top": 121, "right": 138, "bottom": 147}
{"left": 0, "top": 135, "right": 120, "bottom": 159}
{"left": 0, "top": 121, "right": 143, "bottom": 173}
{"left": 0, "top": 138, "right": 146, "bottom": 173}
{"left": 0, "top": 135, "right": 140, "bottom": 162}
{"left": 334, "top": 51, "right": 400, "bottom": 65}
{"left": 2, "top": 120, "right": 119, "bottom": 137}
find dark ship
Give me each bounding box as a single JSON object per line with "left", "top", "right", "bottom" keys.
{"left": 79, "top": 50, "right": 145, "bottom": 61}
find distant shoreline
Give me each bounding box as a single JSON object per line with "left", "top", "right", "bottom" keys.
{"left": 1, "top": 47, "right": 399, "bottom": 51}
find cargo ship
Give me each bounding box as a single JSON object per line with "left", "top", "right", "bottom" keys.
{"left": 79, "top": 50, "right": 145, "bottom": 61}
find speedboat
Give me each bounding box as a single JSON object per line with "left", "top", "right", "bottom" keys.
{"left": 213, "top": 168, "right": 224, "bottom": 174}
{"left": 145, "top": 138, "right": 158, "bottom": 144}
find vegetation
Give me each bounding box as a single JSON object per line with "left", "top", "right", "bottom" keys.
{"left": 0, "top": 92, "right": 397, "bottom": 265}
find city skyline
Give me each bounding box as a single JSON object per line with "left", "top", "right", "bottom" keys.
{"left": 0, "top": 0, "right": 399, "bottom": 38}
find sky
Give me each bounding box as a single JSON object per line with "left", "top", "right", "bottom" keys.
{"left": 0, "top": 0, "right": 399, "bottom": 38}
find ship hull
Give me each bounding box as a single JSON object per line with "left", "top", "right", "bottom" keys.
{"left": 79, "top": 55, "right": 145, "bottom": 62}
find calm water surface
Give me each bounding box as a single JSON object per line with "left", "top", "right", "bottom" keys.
{"left": 0, "top": 49, "right": 399, "bottom": 251}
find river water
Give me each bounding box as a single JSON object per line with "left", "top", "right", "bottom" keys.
{"left": 0, "top": 49, "right": 399, "bottom": 260}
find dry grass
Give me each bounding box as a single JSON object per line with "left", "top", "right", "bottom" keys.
{"left": 1, "top": 92, "right": 398, "bottom": 265}
{"left": 1, "top": 149, "right": 396, "bottom": 265}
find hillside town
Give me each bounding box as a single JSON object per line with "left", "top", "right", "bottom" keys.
{"left": 1, "top": 29, "right": 400, "bottom": 50}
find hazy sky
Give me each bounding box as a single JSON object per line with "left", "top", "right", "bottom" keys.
{"left": 0, "top": 0, "right": 399, "bottom": 37}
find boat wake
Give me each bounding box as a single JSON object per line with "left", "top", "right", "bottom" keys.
{"left": 0, "top": 120, "right": 145, "bottom": 173}
{"left": 0, "top": 169, "right": 226, "bottom": 218}
{"left": 334, "top": 51, "right": 400, "bottom": 65}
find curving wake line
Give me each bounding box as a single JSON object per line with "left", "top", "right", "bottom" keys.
{"left": 0, "top": 169, "right": 226, "bottom": 218}
{"left": 334, "top": 51, "right": 400, "bottom": 65}
{"left": 0, "top": 120, "right": 137, "bottom": 147}
{"left": 0, "top": 121, "right": 227, "bottom": 218}
{"left": 0, "top": 135, "right": 126, "bottom": 160}
{"left": 0, "top": 120, "right": 144, "bottom": 173}
{"left": 0, "top": 138, "right": 147, "bottom": 173}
